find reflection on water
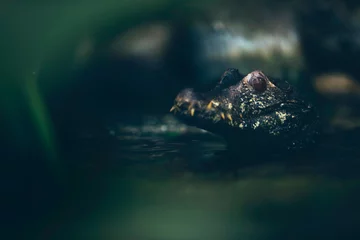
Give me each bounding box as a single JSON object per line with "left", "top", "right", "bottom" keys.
{"left": 38, "top": 115, "right": 360, "bottom": 240}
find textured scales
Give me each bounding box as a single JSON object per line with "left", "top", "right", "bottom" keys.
{"left": 170, "top": 69, "right": 320, "bottom": 153}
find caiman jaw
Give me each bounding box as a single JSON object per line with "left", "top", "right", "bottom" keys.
{"left": 170, "top": 88, "right": 204, "bottom": 117}
{"left": 170, "top": 88, "right": 234, "bottom": 124}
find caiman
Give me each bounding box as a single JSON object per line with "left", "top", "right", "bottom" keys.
{"left": 170, "top": 68, "right": 321, "bottom": 154}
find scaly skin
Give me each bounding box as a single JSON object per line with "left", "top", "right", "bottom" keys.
{"left": 170, "top": 69, "right": 320, "bottom": 153}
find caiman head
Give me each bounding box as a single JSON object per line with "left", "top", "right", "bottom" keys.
{"left": 170, "top": 68, "right": 320, "bottom": 153}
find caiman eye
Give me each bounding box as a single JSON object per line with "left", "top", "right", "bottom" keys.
{"left": 249, "top": 76, "right": 267, "bottom": 92}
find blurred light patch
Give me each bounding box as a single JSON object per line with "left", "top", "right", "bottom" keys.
{"left": 315, "top": 73, "right": 360, "bottom": 96}
{"left": 200, "top": 21, "right": 299, "bottom": 60}
{"left": 194, "top": 19, "right": 302, "bottom": 81}
{"left": 110, "top": 23, "right": 171, "bottom": 62}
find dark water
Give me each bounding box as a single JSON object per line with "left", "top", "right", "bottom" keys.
{"left": 31, "top": 115, "right": 360, "bottom": 240}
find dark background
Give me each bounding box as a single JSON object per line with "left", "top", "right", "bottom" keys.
{"left": 2, "top": 0, "right": 360, "bottom": 239}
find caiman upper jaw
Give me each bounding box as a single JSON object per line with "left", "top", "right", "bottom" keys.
{"left": 170, "top": 88, "right": 235, "bottom": 127}
{"left": 170, "top": 88, "right": 204, "bottom": 116}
